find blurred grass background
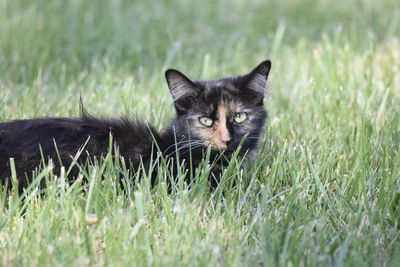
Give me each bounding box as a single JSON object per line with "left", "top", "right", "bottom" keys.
{"left": 0, "top": 0, "right": 399, "bottom": 266}
{"left": 1, "top": 0, "right": 398, "bottom": 120}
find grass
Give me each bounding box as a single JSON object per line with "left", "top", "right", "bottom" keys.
{"left": 0, "top": 0, "right": 400, "bottom": 265}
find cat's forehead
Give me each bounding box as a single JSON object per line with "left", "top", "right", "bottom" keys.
{"left": 201, "top": 78, "right": 238, "bottom": 93}
{"left": 192, "top": 95, "right": 248, "bottom": 116}
{"left": 196, "top": 79, "right": 240, "bottom": 102}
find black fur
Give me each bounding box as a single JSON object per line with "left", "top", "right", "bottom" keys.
{"left": 0, "top": 60, "right": 271, "bottom": 191}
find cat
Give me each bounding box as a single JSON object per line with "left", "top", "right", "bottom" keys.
{"left": 0, "top": 60, "right": 271, "bottom": 191}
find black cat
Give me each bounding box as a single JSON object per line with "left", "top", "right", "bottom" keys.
{"left": 0, "top": 60, "right": 271, "bottom": 190}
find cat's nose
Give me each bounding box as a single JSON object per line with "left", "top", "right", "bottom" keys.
{"left": 226, "top": 139, "right": 233, "bottom": 146}
{"left": 219, "top": 129, "right": 230, "bottom": 142}
{"left": 221, "top": 134, "right": 231, "bottom": 143}
{"left": 221, "top": 136, "right": 231, "bottom": 146}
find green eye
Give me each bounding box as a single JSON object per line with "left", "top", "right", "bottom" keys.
{"left": 199, "top": 116, "right": 213, "bottom": 127}
{"left": 234, "top": 112, "right": 247, "bottom": 123}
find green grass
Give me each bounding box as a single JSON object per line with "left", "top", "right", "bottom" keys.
{"left": 1, "top": 0, "right": 400, "bottom": 265}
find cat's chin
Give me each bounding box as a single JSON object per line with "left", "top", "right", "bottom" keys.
{"left": 212, "top": 147, "right": 235, "bottom": 157}
{"left": 204, "top": 145, "right": 228, "bottom": 154}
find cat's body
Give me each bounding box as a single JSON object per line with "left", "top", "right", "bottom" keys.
{"left": 0, "top": 115, "right": 159, "bottom": 188}
{"left": 0, "top": 60, "right": 271, "bottom": 190}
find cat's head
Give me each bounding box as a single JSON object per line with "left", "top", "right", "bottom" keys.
{"left": 165, "top": 60, "right": 271, "bottom": 155}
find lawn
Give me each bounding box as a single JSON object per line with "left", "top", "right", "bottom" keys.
{"left": 0, "top": 0, "right": 399, "bottom": 266}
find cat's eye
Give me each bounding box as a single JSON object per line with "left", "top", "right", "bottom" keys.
{"left": 234, "top": 112, "right": 247, "bottom": 123}
{"left": 199, "top": 116, "right": 213, "bottom": 127}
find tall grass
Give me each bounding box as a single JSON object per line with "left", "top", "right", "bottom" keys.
{"left": 0, "top": 0, "right": 399, "bottom": 265}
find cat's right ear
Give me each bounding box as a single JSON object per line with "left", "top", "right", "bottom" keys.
{"left": 165, "top": 69, "right": 198, "bottom": 113}
{"left": 240, "top": 60, "right": 271, "bottom": 105}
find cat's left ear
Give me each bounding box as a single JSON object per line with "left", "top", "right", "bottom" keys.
{"left": 241, "top": 60, "right": 271, "bottom": 104}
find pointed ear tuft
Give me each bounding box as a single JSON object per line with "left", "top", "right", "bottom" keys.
{"left": 165, "top": 69, "right": 198, "bottom": 113}
{"left": 245, "top": 60, "right": 271, "bottom": 95}
{"left": 238, "top": 60, "right": 271, "bottom": 105}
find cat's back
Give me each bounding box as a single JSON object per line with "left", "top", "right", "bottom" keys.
{"left": 0, "top": 115, "right": 158, "bottom": 179}
{"left": 0, "top": 117, "right": 84, "bottom": 149}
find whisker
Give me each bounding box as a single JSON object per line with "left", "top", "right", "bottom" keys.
{"left": 163, "top": 140, "right": 187, "bottom": 152}
{"left": 164, "top": 139, "right": 203, "bottom": 154}
{"left": 177, "top": 144, "right": 206, "bottom": 157}
{"left": 165, "top": 142, "right": 205, "bottom": 157}
{"left": 163, "top": 135, "right": 261, "bottom": 157}
{"left": 175, "top": 142, "right": 204, "bottom": 152}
